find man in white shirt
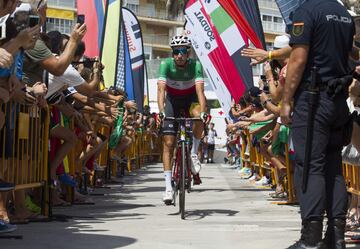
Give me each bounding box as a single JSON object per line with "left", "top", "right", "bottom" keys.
{"left": 207, "top": 122, "right": 217, "bottom": 163}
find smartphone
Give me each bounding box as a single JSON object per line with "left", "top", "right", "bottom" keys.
{"left": 77, "top": 15, "right": 85, "bottom": 25}
{"left": 28, "top": 15, "right": 40, "bottom": 27}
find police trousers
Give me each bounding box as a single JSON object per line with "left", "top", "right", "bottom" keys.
{"left": 291, "top": 90, "right": 349, "bottom": 221}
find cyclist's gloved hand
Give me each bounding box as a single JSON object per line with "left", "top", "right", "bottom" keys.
{"left": 200, "top": 112, "right": 208, "bottom": 122}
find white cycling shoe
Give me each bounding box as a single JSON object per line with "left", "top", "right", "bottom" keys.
{"left": 190, "top": 153, "right": 202, "bottom": 175}
{"left": 162, "top": 190, "right": 174, "bottom": 205}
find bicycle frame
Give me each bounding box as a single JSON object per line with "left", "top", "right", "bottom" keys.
{"left": 172, "top": 120, "right": 192, "bottom": 193}
{"left": 163, "top": 117, "right": 202, "bottom": 219}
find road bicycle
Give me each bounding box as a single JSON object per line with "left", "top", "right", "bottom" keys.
{"left": 164, "top": 117, "right": 203, "bottom": 220}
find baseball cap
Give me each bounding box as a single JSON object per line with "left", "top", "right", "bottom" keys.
{"left": 274, "top": 35, "right": 290, "bottom": 49}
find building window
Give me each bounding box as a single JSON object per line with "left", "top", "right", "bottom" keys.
{"left": 273, "top": 16, "right": 283, "bottom": 23}
{"left": 266, "top": 42, "right": 274, "bottom": 50}
{"left": 46, "top": 18, "right": 74, "bottom": 35}
{"left": 47, "top": 0, "right": 75, "bottom": 8}
{"left": 144, "top": 46, "right": 152, "bottom": 60}
{"left": 252, "top": 64, "right": 262, "bottom": 77}
{"left": 126, "top": 4, "right": 139, "bottom": 14}
{"left": 262, "top": 15, "right": 272, "bottom": 22}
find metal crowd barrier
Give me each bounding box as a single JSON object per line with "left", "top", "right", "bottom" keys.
{"left": 241, "top": 130, "right": 296, "bottom": 204}
{"left": 343, "top": 163, "right": 360, "bottom": 196}
{"left": 0, "top": 102, "right": 167, "bottom": 209}
{"left": 0, "top": 102, "right": 50, "bottom": 215}
{"left": 241, "top": 129, "right": 360, "bottom": 204}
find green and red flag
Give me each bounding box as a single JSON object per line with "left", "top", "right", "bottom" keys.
{"left": 185, "top": 0, "right": 265, "bottom": 105}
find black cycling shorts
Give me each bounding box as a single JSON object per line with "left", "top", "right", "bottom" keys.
{"left": 162, "top": 93, "right": 199, "bottom": 136}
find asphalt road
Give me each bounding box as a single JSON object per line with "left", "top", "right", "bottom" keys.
{"left": 4, "top": 159, "right": 360, "bottom": 249}
{"left": 1, "top": 158, "right": 310, "bottom": 249}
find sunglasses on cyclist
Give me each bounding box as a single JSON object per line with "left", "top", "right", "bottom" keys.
{"left": 172, "top": 48, "right": 188, "bottom": 56}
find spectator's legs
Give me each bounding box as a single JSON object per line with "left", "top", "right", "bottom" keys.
{"left": 113, "top": 135, "right": 132, "bottom": 157}
{"left": 49, "top": 126, "right": 77, "bottom": 206}
{"left": 12, "top": 190, "right": 33, "bottom": 221}
{"left": 259, "top": 143, "right": 272, "bottom": 161}
{"left": 270, "top": 154, "right": 287, "bottom": 194}
{"left": 0, "top": 193, "right": 9, "bottom": 222}
{"left": 49, "top": 126, "right": 77, "bottom": 180}
{"left": 203, "top": 142, "right": 208, "bottom": 162}
{"left": 121, "top": 135, "right": 133, "bottom": 153}
{"left": 347, "top": 194, "right": 358, "bottom": 222}
{"left": 78, "top": 136, "right": 108, "bottom": 167}
{"left": 208, "top": 145, "right": 214, "bottom": 163}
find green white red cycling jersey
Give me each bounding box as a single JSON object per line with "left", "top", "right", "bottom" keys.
{"left": 158, "top": 58, "right": 204, "bottom": 97}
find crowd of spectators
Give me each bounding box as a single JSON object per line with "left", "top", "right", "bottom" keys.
{"left": 0, "top": 0, "right": 159, "bottom": 234}
{"left": 222, "top": 13, "right": 360, "bottom": 238}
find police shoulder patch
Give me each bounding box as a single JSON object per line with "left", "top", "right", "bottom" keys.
{"left": 292, "top": 22, "right": 305, "bottom": 37}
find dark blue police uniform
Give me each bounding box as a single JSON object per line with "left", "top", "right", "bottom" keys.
{"left": 288, "top": 0, "right": 355, "bottom": 248}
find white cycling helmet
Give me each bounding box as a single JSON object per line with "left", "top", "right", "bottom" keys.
{"left": 170, "top": 35, "right": 191, "bottom": 48}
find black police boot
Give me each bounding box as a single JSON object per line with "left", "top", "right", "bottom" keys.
{"left": 287, "top": 220, "right": 324, "bottom": 249}
{"left": 321, "top": 219, "right": 346, "bottom": 249}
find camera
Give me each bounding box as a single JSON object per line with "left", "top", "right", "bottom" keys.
{"left": 73, "top": 57, "right": 97, "bottom": 69}
{"left": 263, "top": 85, "right": 270, "bottom": 94}
{"left": 83, "top": 57, "right": 97, "bottom": 69}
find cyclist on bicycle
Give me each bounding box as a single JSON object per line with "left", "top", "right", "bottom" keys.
{"left": 158, "top": 35, "right": 207, "bottom": 204}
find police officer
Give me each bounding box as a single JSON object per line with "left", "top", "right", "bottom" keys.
{"left": 280, "top": 0, "right": 355, "bottom": 248}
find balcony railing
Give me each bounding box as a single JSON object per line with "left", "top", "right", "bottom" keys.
{"left": 143, "top": 34, "right": 170, "bottom": 47}
{"left": 262, "top": 21, "right": 286, "bottom": 34}
{"left": 127, "top": 4, "right": 184, "bottom": 22}
{"left": 47, "top": 0, "right": 76, "bottom": 9}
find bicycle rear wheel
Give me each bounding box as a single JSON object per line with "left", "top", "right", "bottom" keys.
{"left": 179, "top": 141, "right": 186, "bottom": 220}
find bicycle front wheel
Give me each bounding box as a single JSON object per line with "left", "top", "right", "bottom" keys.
{"left": 179, "top": 141, "right": 186, "bottom": 220}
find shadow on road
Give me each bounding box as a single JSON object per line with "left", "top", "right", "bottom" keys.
{"left": 184, "top": 209, "right": 239, "bottom": 220}
{"left": 192, "top": 187, "right": 273, "bottom": 193}
{"left": 1, "top": 230, "right": 137, "bottom": 249}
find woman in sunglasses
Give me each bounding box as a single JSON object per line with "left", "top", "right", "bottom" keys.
{"left": 157, "top": 34, "right": 207, "bottom": 205}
